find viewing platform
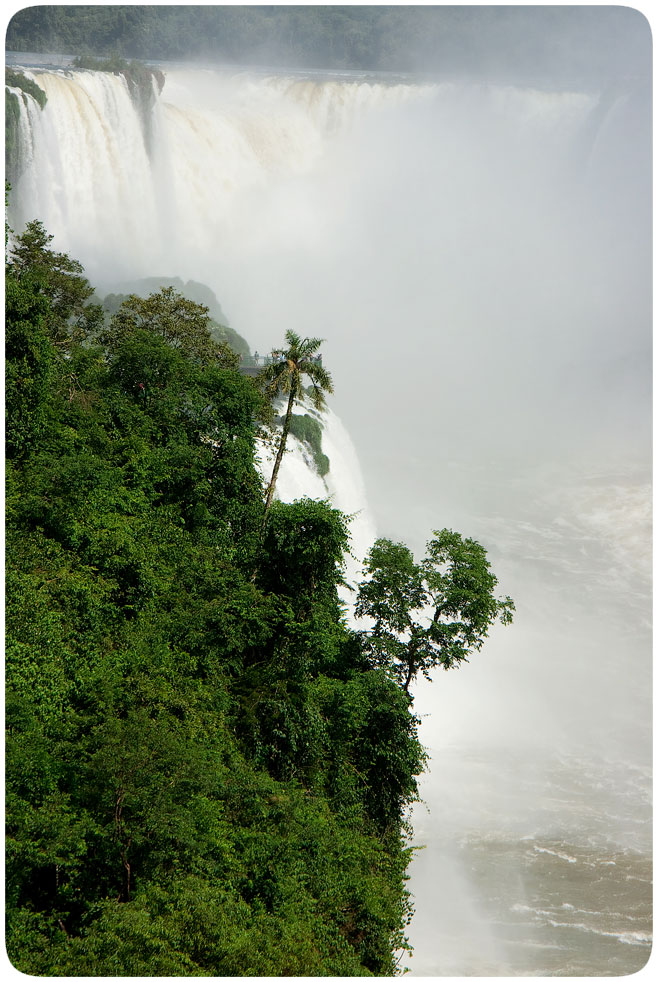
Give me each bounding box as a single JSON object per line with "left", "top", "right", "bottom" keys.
{"left": 238, "top": 350, "right": 323, "bottom": 377}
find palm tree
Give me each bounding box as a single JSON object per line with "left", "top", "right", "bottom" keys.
{"left": 259, "top": 330, "right": 333, "bottom": 527}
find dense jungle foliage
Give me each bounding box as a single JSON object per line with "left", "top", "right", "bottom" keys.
{"left": 5, "top": 4, "right": 645, "bottom": 82}
{"left": 5, "top": 211, "right": 427, "bottom": 976}
{"left": 98, "top": 276, "right": 252, "bottom": 365}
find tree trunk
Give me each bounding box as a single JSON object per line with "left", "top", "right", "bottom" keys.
{"left": 402, "top": 637, "right": 420, "bottom": 694}
{"left": 262, "top": 380, "right": 297, "bottom": 530}
{"left": 402, "top": 655, "right": 415, "bottom": 694}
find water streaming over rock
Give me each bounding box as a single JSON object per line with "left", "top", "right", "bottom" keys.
{"left": 8, "top": 59, "right": 651, "bottom": 975}
{"left": 255, "top": 403, "right": 377, "bottom": 598}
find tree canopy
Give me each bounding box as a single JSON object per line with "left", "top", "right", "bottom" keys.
{"left": 5, "top": 205, "right": 513, "bottom": 975}
{"left": 355, "top": 530, "right": 515, "bottom": 693}
{"left": 8, "top": 219, "right": 102, "bottom": 349}
{"left": 100, "top": 286, "right": 236, "bottom": 367}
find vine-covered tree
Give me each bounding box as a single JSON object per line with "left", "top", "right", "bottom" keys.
{"left": 258, "top": 330, "right": 333, "bottom": 525}
{"left": 355, "top": 529, "right": 515, "bottom": 694}
{"left": 258, "top": 497, "right": 349, "bottom": 617}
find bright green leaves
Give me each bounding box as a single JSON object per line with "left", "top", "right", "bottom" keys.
{"left": 102, "top": 286, "right": 237, "bottom": 367}
{"left": 356, "top": 530, "right": 515, "bottom": 693}
{"left": 423, "top": 528, "right": 515, "bottom": 661}
{"left": 5, "top": 274, "right": 54, "bottom": 458}
{"left": 5, "top": 224, "right": 425, "bottom": 976}
{"left": 8, "top": 219, "right": 102, "bottom": 348}
{"left": 313, "top": 672, "right": 427, "bottom": 830}
{"left": 356, "top": 539, "right": 426, "bottom": 633}
{"left": 257, "top": 329, "right": 334, "bottom": 408}
{"left": 258, "top": 497, "right": 350, "bottom": 614}
{"left": 99, "top": 310, "right": 264, "bottom": 549}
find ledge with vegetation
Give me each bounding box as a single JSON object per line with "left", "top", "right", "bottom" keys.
{"left": 70, "top": 54, "right": 164, "bottom": 95}
{"left": 289, "top": 411, "right": 331, "bottom": 477}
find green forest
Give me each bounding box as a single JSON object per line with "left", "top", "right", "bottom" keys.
{"left": 5, "top": 201, "right": 512, "bottom": 974}
{"left": 5, "top": 4, "right": 645, "bottom": 81}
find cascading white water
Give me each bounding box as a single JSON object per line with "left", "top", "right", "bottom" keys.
{"left": 9, "top": 59, "right": 651, "bottom": 976}
{"left": 254, "top": 403, "right": 377, "bottom": 600}
{"left": 12, "top": 68, "right": 435, "bottom": 288}
{"left": 6, "top": 79, "right": 43, "bottom": 173}
{"left": 14, "top": 69, "right": 159, "bottom": 265}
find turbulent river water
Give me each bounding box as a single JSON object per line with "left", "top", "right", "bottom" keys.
{"left": 7, "top": 53, "right": 652, "bottom": 976}
{"left": 405, "top": 458, "right": 652, "bottom": 976}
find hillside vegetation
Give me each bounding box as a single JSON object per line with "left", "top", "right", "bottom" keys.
{"left": 5, "top": 214, "right": 425, "bottom": 975}
{"left": 6, "top": 203, "right": 515, "bottom": 975}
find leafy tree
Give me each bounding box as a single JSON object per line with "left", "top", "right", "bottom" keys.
{"left": 8, "top": 220, "right": 102, "bottom": 348}
{"left": 258, "top": 330, "right": 333, "bottom": 525}
{"left": 258, "top": 497, "right": 349, "bottom": 615}
{"left": 313, "top": 671, "right": 427, "bottom": 831}
{"left": 355, "top": 529, "right": 515, "bottom": 694}
{"left": 101, "top": 286, "right": 237, "bottom": 368}
{"left": 5, "top": 273, "right": 53, "bottom": 458}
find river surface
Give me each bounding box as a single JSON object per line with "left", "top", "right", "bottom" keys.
{"left": 402, "top": 458, "right": 652, "bottom": 976}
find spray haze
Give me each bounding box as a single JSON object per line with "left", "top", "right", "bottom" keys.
{"left": 13, "top": 61, "right": 650, "bottom": 483}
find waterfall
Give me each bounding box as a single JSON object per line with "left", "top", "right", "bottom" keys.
{"left": 255, "top": 403, "right": 377, "bottom": 596}
{"left": 5, "top": 78, "right": 43, "bottom": 183}
{"left": 12, "top": 69, "right": 160, "bottom": 270}
{"left": 11, "top": 66, "right": 604, "bottom": 301}
{"left": 8, "top": 59, "right": 651, "bottom": 976}
{"left": 10, "top": 68, "right": 435, "bottom": 287}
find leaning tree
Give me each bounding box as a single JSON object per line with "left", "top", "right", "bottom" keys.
{"left": 258, "top": 330, "right": 333, "bottom": 527}
{"left": 355, "top": 529, "right": 515, "bottom": 694}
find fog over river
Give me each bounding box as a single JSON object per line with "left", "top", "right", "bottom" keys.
{"left": 7, "top": 13, "right": 652, "bottom": 973}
